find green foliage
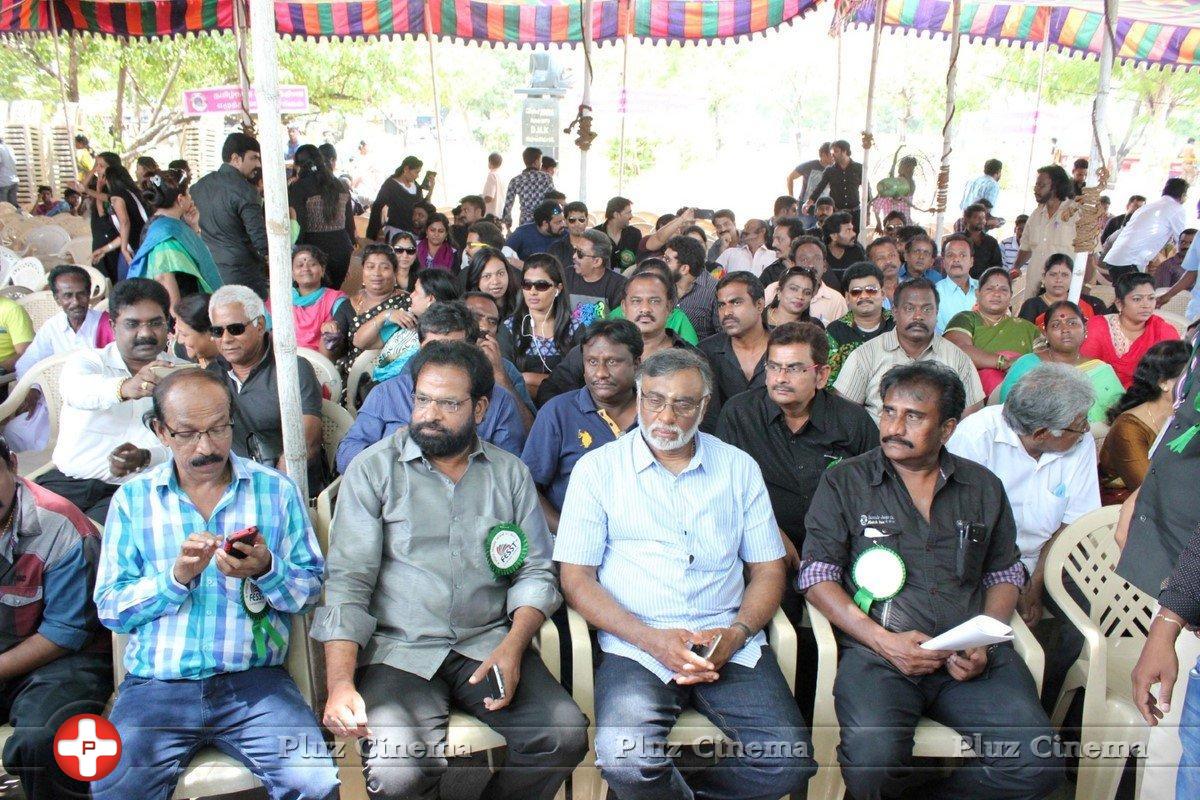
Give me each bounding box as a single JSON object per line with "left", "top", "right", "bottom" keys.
{"left": 608, "top": 134, "right": 659, "bottom": 179}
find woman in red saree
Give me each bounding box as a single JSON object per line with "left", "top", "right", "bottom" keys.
{"left": 1080, "top": 271, "right": 1180, "bottom": 388}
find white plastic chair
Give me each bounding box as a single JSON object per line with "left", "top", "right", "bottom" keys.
{"left": 64, "top": 236, "right": 93, "bottom": 265}
{"left": 1043, "top": 505, "right": 1151, "bottom": 800}
{"left": 8, "top": 257, "right": 47, "bottom": 291}
{"left": 320, "top": 400, "right": 353, "bottom": 476}
{"left": 20, "top": 224, "right": 71, "bottom": 261}
{"left": 1157, "top": 310, "right": 1189, "bottom": 338}
{"left": 78, "top": 264, "right": 110, "bottom": 300}
{"left": 805, "top": 602, "right": 1044, "bottom": 800}
{"left": 0, "top": 351, "right": 74, "bottom": 475}
{"left": 298, "top": 347, "right": 343, "bottom": 403}
{"left": 345, "top": 348, "right": 380, "bottom": 415}
{"left": 16, "top": 290, "right": 60, "bottom": 331}
{"left": 571, "top": 609, "right": 799, "bottom": 800}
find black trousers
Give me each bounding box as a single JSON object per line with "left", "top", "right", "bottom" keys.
{"left": 356, "top": 649, "right": 589, "bottom": 800}
{"left": 34, "top": 469, "right": 118, "bottom": 524}
{"left": 0, "top": 651, "right": 113, "bottom": 800}
{"left": 833, "top": 644, "right": 1063, "bottom": 800}
{"left": 1104, "top": 263, "right": 1139, "bottom": 285}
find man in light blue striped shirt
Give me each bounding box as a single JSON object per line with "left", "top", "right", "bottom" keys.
{"left": 556, "top": 349, "right": 815, "bottom": 800}
{"left": 93, "top": 369, "right": 337, "bottom": 800}
{"left": 960, "top": 159, "right": 1002, "bottom": 211}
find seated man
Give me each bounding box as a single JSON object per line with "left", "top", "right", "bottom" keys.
{"left": 522, "top": 319, "right": 641, "bottom": 531}
{"left": 206, "top": 285, "right": 327, "bottom": 494}
{"left": 5, "top": 264, "right": 114, "bottom": 452}
{"left": 505, "top": 199, "right": 567, "bottom": 262}
{"left": 826, "top": 262, "right": 895, "bottom": 383}
{"left": 316, "top": 341, "right": 587, "bottom": 799}
{"left": 801, "top": 362, "right": 1063, "bottom": 800}
{"left": 38, "top": 278, "right": 178, "bottom": 523}
{"left": 556, "top": 349, "right": 815, "bottom": 800}
{"left": 0, "top": 295, "right": 32, "bottom": 374}
{"left": 0, "top": 434, "right": 112, "bottom": 798}
{"left": 947, "top": 362, "right": 1099, "bottom": 708}
{"left": 337, "top": 302, "right": 527, "bottom": 471}
{"left": 93, "top": 369, "right": 337, "bottom": 799}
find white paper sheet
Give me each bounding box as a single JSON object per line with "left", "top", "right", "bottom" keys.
{"left": 920, "top": 615, "right": 1014, "bottom": 651}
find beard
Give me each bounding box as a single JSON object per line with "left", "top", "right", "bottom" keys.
{"left": 410, "top": 419, "right": 476, "bottom": 458}
{"left": 638, "top": 410, "right": 702, "bottom": 453}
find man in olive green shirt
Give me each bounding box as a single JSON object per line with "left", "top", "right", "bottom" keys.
{"left": 312, "top": 340, "right": 587, "bottom": 800}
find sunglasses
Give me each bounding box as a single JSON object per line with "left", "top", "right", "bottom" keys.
{"left": 567, "top": 216, "right": 588, "bottom": 224}
{"left": 393, "top": 246, "right": 417, "bottom": 255}
{"left": 573, "top": 247, "right": 596, "bottom": 259}
{"left": 847, "top": 286, "right": 881, "bottom": 297}
{"left": 522, "top": 279, "right": 556, "bottom": 292}
{"left": 209, "top": 319, "right": 259, "bottom": 338}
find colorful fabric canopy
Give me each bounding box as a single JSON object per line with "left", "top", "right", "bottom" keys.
{"left": 852, "top": 0, "right": 1200, "bottom": 70}
{"left": 0, "top": 0, "right": 822, "bottom": 44}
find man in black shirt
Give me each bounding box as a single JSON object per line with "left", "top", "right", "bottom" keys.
{"left": 801, "top": 362, "right": 1062, "bottom": 800}
{"left": 962, "top": 203, "right": 1004, "bottom": 277}
{"left": 804, "top": 139, "right": 863, "bottom": 225}
{"left": 759, "top": 218, "right": 808, "bottom": 288}
{"left": 699, "top": 273, "right": 768, "bottom": 414}
{"left": 823, "top": 212, "right": 866, "bottom": 285}
{"left": 564, "top": 229, "right": 626, "bottom": 324}
{"left": 826, "top": 262, "right": 896, "bottom": 384}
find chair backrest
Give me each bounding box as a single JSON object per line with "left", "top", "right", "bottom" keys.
{"left": 0, "top": 351, "right": 75, "bottom": 452}
{"left": 320, "top": 400, "right": 353, "bottom": 475}
{"left": 79, "top": 264, "right": 110, "bottom": 299}
{"left": 21, "top": 224, "right": 71, "bottom": 260}
{"left": 0, "top": 246, "right": 19, "bottom": 271}
{"left": 345, "top": 348, "right": 380, "bottom": 415}
{"left": 1045, "top": 505, "right": 1153, "bottom": 640}
{"left": 17, "top": 290, "right": 60, "bottom": 331}
{"left": 1009, "top": 276, "right": 1026, "bottom": 314}
{"left": 312, "top": 475, "right": 342, "bottom": 555}
{"left": 0, "top": 285, "right": 30, "bottom": 301}
{"left": 1158, "top": 310, "right": 1189, "bottom": 338}
{"left": 64, "top": 236, "right": 93, "bottom": 266}
{"left": 298, "top": 347, "right": 342, "bottom": 402}
{"left": 8, "top": 258, "right": 47, "bottom": 291}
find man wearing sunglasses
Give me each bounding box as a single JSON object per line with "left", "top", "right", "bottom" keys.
{"left": 548, "top": 200, "right": 592, "bottom": 270}
{"left": 563, "top": 229, "right": 626, "bottom": 325}
{"left": 38, "top": 279, "right": 182, "bottom": 523}
{"left": 825, "top": 262, "right": 895, "bottom": 384}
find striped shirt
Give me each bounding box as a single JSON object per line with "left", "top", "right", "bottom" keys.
{"left": 554, "top": 431, "right": 785, "bottom": 683}
{"left": 960, "top": 174, "right": 1000, "bottom": 211}
{"left": 94, "top": 454, "right": 324, "bottom": 680}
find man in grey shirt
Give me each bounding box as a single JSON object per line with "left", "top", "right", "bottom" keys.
{"left": 190, "top": 133, "right": 270, "bottom": 297}
{"left": 313, "top": 340, "right": 587, "bottom": 800}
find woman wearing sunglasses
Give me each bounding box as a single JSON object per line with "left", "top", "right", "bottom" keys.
{"left": 461, "top": 246, "right": 521, "bottom": 322}
{"left": 504, "top": 253, "right": 580, "bottom": 396}
{"left": 765, "top": 267, "right": 822, "bottom": 329}
{"left": 386, "top": 230, "right": 419, "bottom": 291}
{"left": 337, "top": 243, "right": 414, "bottom": 401}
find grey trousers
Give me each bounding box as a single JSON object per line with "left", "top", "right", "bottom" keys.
{"left": 356, "top": 649, "right": 589, "bottom": 800}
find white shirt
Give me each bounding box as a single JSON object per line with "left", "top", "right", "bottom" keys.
{"left": 716, "top": 245, "right": 776, "bottom": 277}
{"left": 483, "top": 169, "right": 503, "bottom": 217}
{"left": 53, "top": 343, "right": 175, "bottom": 483}
{"left": 946, "top": 405, "right": 1099, "bottom": 575}
{"left": 15, "top": 308, "right": 108, "bottom": 379}
{"left": 1105, "top": 195, "right": 1189, "bottom": 269}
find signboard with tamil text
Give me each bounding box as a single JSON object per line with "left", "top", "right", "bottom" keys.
{"left": 182, "top": 86, "right": 310, "bottom": 116}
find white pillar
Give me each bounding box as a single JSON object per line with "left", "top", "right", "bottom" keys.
{"left": 247, "top": 0, "right": 309, "bottom": 499}
{"left": 932, "top": 0, "right": 962, "bottom": 244}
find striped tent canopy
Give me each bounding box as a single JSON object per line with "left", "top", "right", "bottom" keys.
{"left": 0, "top": 0, "right": 823, "bottom": 43}
{"left": 852, "top": 0, "right": 1200, "bottom": 70}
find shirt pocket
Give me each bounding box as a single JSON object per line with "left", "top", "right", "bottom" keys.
{"left": 688, "top": 505, "right": 741, "bottom": 573}
{"left": 0, "top": 585, "right": 44, "bottom": 638}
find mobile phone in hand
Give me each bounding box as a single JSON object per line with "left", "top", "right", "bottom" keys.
{"left": 690, "top": 633, "right": 722, "bottom": 660}
{"left": 486, "top": 664, "right": 506, "bottom": 700}
{"left": 223, "top": 526, "right": 259, "bottom": 559}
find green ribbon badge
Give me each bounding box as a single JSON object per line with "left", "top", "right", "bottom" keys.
{"left": 242, "top": 580, "right": 286, "bottom": 660}
{"left": 851, "top": 546, "right": 907, "bottom": 614}
{"left": 485, "top": 523, "right": 529, "bottom": 578}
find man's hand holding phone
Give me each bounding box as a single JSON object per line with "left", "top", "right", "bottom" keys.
{"left": 215, "top": 526, "right": 272, "bottom": 579}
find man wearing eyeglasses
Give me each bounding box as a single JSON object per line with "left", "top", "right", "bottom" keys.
{"left": 557, "top": 349, "right": 816, "bottom": 800}
{"left": 205, "top": 285, "right": 327, "bottom": 495}
{"left": 826, "top": 262, "right": 895, "bottom": 383}
{"left": 316, "top": 340, "right": 588, "bottom": 800}
{"left": 94, "top": 368, "right": 337, "bottom": 800}
{"left": 37, "top": 279, "right": 182, "bottom": 523}
{"left": 898, "top": 233, "right": 943, "bottom": 283}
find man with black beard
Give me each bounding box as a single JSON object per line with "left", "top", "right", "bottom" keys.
{"left": 315, "top": 340, "right": 587, "bottom": 800}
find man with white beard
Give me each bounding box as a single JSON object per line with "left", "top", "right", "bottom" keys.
{"left": 554, "top": 349, "right": 815, "bottom": 800}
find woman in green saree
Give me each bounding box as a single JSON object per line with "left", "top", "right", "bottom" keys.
{"left": 943, "top": 267, "right": 1040, "bottom": 396}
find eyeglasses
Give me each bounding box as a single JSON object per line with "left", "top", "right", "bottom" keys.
{"left": 412, "top": 393, "right": 471, "bottom": 414}
{"left": 523, "top": 279, "right": 555, "bottom": 292}
{"left": 765, "top": 361, "right": 817, "bottom": 376}
{"left": 639, "top": 392, "right": 706, "bottom": 417}
{"left": 393, "top": 245, "right": 417, "bottom": 255}
{"left": 567, "top": 216, "right": 588, "bottom": 224}
{"left": 847, "top": 286, "right": 881, "bottom": 298}
{"left": 573, "top": 247, "right": 596, "bottom": 259}
{"left": 1057, "top": 422, "right": 1091, "bottom": 437}
{"left": 162, "top": 422, "right": 233, "bottom": 445}
{"left": 209, "top": 318, "right": 260, "bottom": 338}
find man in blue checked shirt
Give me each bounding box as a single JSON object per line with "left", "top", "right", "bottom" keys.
{"left": 93, "top": 369, "right": 337, "bottom": 800}
{"left": 556, "top": 349, "right": 815, "bottom": 800}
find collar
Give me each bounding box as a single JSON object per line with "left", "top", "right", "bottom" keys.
{"left": 764, "top": 387, "right": 833, "bottom": 433}
{"left": 0, "top": 481, "right": 35, "bottom": 563}
{"left": 944, "top": 276, "right": 978, "bottom": 294}
{"left": 631, "top": 427, "right": 705, "bottom": 474}
{"left": 866, "top": 446, "right": 964, "bottom": 487}
{"left": 215, "top": 336, "right": 273, "bottom": 381}
{"left": 881, "top": 329, "right": 936, "bottom": 357}
{"left": 992, "top": 411, "right": 1074, "bottom": 467}
{"left": 398, "top": 430, "right": 489, "bottom": 465}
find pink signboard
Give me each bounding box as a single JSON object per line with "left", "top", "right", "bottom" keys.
{"left": 182, "top": 85, "right": 310, "bottom": 116}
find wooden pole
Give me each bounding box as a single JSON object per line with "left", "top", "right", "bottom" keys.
{"left": 578, "top": 0, "right": 595, "bottom": 203}
{"left": 932, "top": 0, "right": 962, "bottom": 244}
{"left": 617, "top": 30, "right": 631, "bottom": 195}
{"left": 233, "top": 0, "right": 255, "bottom": 134}
{"left": 423, "top": 5, "right": 450, "bottom": 205}
{"left": 859, "top": 0, "right": 885, "bottom": 240}
{"left": 47, "top": 4, "right": 78, "bottom": 162}
{"left": 247, "top": 0, "right": 309, "bottom": 499}
{"left": 833, "top": 33, "right": 843, "bottom": 138}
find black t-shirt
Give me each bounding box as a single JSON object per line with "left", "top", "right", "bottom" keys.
{"left": 827, "top": 243, "right": 867, "bottom": 283}
{"left": 966, "top": 233, "right": 1004, "bottom": 278}
{"left": 564, "top": 268, "right": 627, "bottom": 325}
{"left": 595, "top": 224, "right": 642, "bottom": 272}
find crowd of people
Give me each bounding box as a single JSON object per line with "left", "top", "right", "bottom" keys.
{"left": 0, "top": 128, "right": 1199, "bottom": 800}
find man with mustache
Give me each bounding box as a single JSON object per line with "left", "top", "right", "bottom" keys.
{"left": 93, "top": 368, "right": 336, "bottom": 799}
{"left": 316, "top": 340, "right": 587, "bottom": 799}
{"left": 699, "top": 272, "right": 769, "bottom": 413}
{"left": 826, "top": 262, "right": 896, "bottom": 383}
{"left": 36, "top": 278, "right": 181, "bottom": 523}
{"left": 834, "top": 277, "right": 983, "bottom": 423}
{"left": 802, "top": 361, "right": 1062, "bottom": 800}
{"left": 522, "top": 319, "right": 641, "bottom": 533}
{"left": 189, "top": 133, "right": 270, "bottom": 297}
{"left": 557, "top": 349, "right": 816, "bottom": 800}
{"left": 934, "top": 235, "right": 979, "bottom": 333}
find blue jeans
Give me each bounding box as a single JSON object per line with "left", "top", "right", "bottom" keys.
{"left": 1179, "top": 659, "right": 1200, "bottom": 799}
{"left": 93, "top": 666, "right": 338, "bottom": 800}
{"left": 594, "top": 649, "right": 815, "bottom": 800}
